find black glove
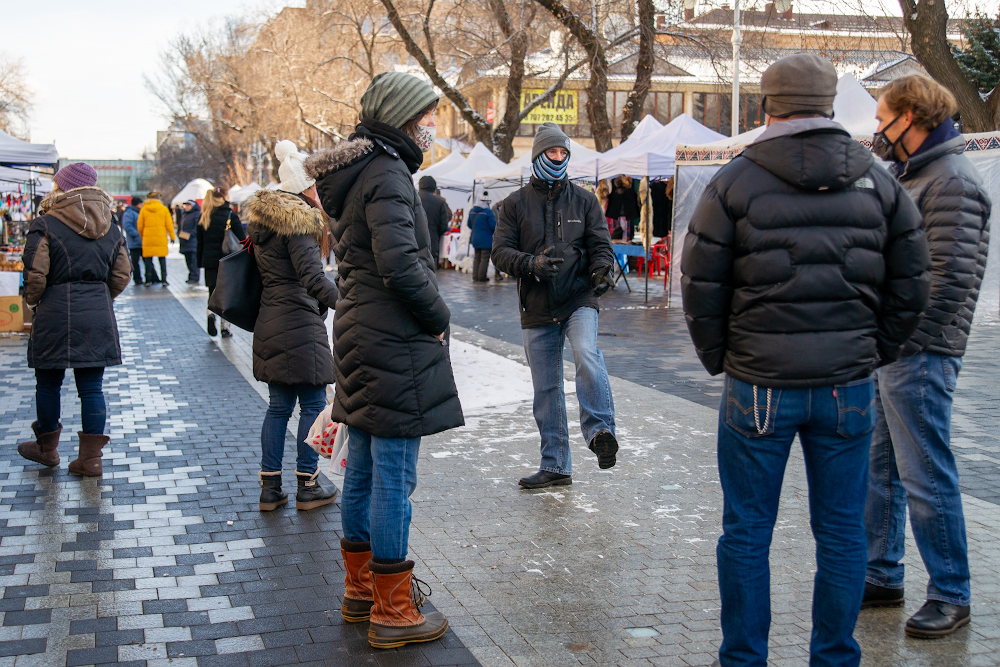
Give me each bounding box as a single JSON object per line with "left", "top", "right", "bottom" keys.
{"left": 529, "top": 247, "right": 564, "bottom": 281}
{"left": 591, "top": 264, "right": 614, "bottom": 296}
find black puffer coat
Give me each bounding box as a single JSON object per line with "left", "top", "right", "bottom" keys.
{"left": 306, "top": 121, "right": 463, "bottom": 439}
{"left": 417, "top": 176, "right": 452, "bottom": 262}
{"left": 197, "top": 202, "right": 244, "bottom": 270}
{"left": 22, "top": 187, "right": 132, "bottom": 369}
{"left": 492, "top": 176, "right": 615, "bottom": 329}
{"left": 681, "top": 120, "right": 932, "bottom": 388}
{"left": 244, "top": 190, "right": 338, "bottom": 387}
{"left": 895, "top": 135, "right": 991, "bottom": 357}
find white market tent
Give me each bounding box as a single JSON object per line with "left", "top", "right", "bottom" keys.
{"left": 413, "top": 150, "right": 466, "bottom": 182}
{"left": 432, "top": 143, "right": 507, "bottom": 214}
{"left": 228, "top": 182, "right": 261, "bottom": 205}
{"left": 0, "top": 130, "right": 58, "bottom": 169}
{"left": 668, "top": 73, "right": 886, "bottom": 306}
{"left": 171, "top": 178, "right": 214, "bottom": 208}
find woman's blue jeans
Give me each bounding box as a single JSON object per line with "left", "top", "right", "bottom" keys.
{"left": 259, "top": 384, "right": 325, "bottom": 474}
{"left": 716, "top": 374, "right": 874, "bottom": 667}
{"left": 35, "top": 367, "right": 106, "bottom": 435}
{"left": 341, "top": 426, "right": 421, "bottom": 562}
{"left": 865, "top": 352, "right": 970, "bottom": 606}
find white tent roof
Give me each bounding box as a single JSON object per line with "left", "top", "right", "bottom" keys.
{"left": 577, "top": 113, "right": 725, "bottom": 180}
{"left": 0, "top": 130, "right": 59, "bottom": 168}
{"left": 171, "top": 178, "right": 214, "bottom": 207}
{"left": 414, "top": 150, "right": 467, "bottom": 182}
{"left": 476, "top": 139, "right": 600, "bottom": 182}
{"left": 589, "top": 115, "right": 663, "bottom": 164}
{"left": 436, "top": 143, "right": 506, "bottom": 187}
{"left": 228, "top": 182, "right": 260, "bottom": 205}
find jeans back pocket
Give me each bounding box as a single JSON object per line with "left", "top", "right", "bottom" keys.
{"left": 725, "top": 375, "right": 779, "bottom": 438}
{"left": 942, "top": 355, "right": 961, "bottom": 393}
{"left": 835, "top": 375, "right": 876, "bottom": 438}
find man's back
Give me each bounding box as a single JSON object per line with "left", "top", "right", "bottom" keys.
{"left": 682, "top": 120, "right": 931, "bottom": 387}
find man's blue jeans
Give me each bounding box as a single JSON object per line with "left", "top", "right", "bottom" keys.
{"left": 341, "top": 427, "right": 421, "bottom": 562}
{"left": 259, "top": 383, "right": 325, "bottom": 474}
{"left": 522, "top": 307, "right": 615, "bottom": 475}
{"left": 717, "top": 374, "right": 875, "bottom": 667}
{"left": 35, "top": 367, "right": 106, "bottom": 435}
{"left": 865, "top": 352, "right": 969, "bottom": 606}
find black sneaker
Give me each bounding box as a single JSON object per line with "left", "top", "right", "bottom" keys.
{"left": 589, "top": 430, "right": 618, "bottom": 469}
{"left": 207, "top": 314, "right": 218, "bottom": 337}
{"left": 861, "top": 582, "right": 904, "bottom": 609}
{"left": 220, "top": 329, "right": 232, "bottom": 338}
{"left": 518, "top": 470, "right": 572, "bottom": 489}
{"left": 161, "top": 280, "right": 169, "bottom": 287}
{"left": 905, "top": 600, "right": 970, "bottom": 638}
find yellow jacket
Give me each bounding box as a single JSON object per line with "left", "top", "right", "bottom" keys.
{"left": 137, "top": 199, "right": 175, "bottom": 257}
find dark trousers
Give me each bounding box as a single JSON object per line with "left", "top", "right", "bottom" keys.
{"left": 129, "top": 248, "right": 143, "bottom": 284}
{"left": 183, "top": 252, "right": 199, "bottom": 282}
{"left": 473, "top": 248, "right": 490, "bottom": 281}
{"left": 143, "top": 256, "right": 167, "bottom": 284}
{"left": 35, "top": 367, "right": 106, "bottom": 435}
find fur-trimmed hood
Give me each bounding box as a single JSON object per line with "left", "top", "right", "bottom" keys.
{"left": 40, "top": 186, "right": 113, "bottom": 240}
{"left": 243, "top": 189, "right": 326, "bottom": 239}
{"left": 306, "top": 137, "right": 381, "bottom": 220}
{"left": 304, "top": 137, "right": 374, "bottom": 181}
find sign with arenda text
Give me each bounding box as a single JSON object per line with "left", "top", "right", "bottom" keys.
{"left": 521, "top": 89, "right": 578, "bottom": 125}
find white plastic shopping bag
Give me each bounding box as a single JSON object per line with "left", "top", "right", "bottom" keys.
{"left": 328, "top": 424, "right": 348, "bottom": 477}
{"left": 307, "top": 403, "right": 338, "bottom": 459}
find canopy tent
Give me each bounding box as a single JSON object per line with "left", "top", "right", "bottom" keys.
{"left": 431, "top": 143, "right": 507, "bottom": 214}
{"left": 0, "top": 130, "right": 58, "bottom": 169}
{"left": 575, "top": 113, "right": 724, "bottom": 181}
{"left": 669, "top": 73, "right": 886, "bottom": 307}
{"left": 227, "top": 182, "right": 260, "bottom": 205}
{"left": 413, "top": 150, "right": 466, "bottom": 182}
{"left": 170, "top": 178, "right": 214, "bottom": 208}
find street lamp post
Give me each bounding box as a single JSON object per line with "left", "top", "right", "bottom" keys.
{"left": 731, "top": 0, "right": 741, "bottom": 137}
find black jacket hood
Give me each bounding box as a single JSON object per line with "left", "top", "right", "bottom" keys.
{"left": 742, "top": 128, "right": 874, "bottom": 192}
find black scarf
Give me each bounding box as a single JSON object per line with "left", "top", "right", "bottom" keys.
{"left": 354, "top": 120, "right": 424, "bottom": 174}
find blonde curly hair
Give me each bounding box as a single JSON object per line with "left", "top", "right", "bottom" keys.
{"left": 879, "top": 74, "right": 958, "bottom": 132}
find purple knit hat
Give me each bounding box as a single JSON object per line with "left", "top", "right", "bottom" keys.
{"left": 53, "top": 162, "right": 98, "bottom": 191}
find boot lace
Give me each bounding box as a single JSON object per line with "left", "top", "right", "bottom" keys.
{"left": 411, "top": 575, "right": 432, "bottom": 608}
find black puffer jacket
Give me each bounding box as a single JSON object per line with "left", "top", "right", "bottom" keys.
{"left": 23, "top": 187, "right": 132, "bottom": 369}
{"left": 197, "top": 202, "right": 244, "bottom": 270}
{"left": 306, "top": 121, "right": 463, "bottom": 438}
{"left": 244, "top": 190, "right": 338, "bottom": 387}
{"left": 896, "top": 135, "right": 991, "bottom": 357}
{"left": 492, "top": 176, "right": 615, "bottom": 328}
{"left": 417, "top": 176, "right": 452, "bottom": 261}
{"left": 681, "top": 120, "right": 932, "bottom": 388}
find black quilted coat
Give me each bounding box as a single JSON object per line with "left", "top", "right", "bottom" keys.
{"left": 306, "top": 121, "right": 463, "bottom": 438}
{"left": 681, "top": 122, "right": 932, "bottom": 388}
{"left": 244, "top": 189, "right": 338, "bottom": 387}
{"left": 895, "top": 135, "right": 991, "bottom": 357}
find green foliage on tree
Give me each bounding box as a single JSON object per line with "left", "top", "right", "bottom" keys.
{"left": 952, "top": 10, "right": 1000, "bottom": 95}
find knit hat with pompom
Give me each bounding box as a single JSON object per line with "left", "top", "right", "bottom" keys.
{"left": 275, "top": 140, "right": 315, "bottom": 194}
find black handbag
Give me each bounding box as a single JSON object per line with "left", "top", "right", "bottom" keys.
{"left": 207, "top": 237, "right": 263, "bottom": 332}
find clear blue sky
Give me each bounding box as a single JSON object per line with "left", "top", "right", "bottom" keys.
{"left": 3, "top": 0, "right": 286, "bottom": 160}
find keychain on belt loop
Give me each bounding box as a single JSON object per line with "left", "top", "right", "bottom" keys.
{"left": 753, "top": 385, "right": 772, "bottom": 435}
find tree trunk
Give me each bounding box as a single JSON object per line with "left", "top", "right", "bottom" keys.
{"left": 619, "top": 0, "right": 655, "bottom": 141}
{"left": 899, "top": 0, "right": 997, "bottom": 131}
{"left": 489, "top": 0, "right": 529, "bottom": 162}
{"left": 534, "top": 0, "right": 613, "bottom": 151}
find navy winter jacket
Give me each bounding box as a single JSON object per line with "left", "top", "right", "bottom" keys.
{"left": 122, "top": 205, "right": 142, "bottom": 250}
{"left": 468, "top": 205, "right": 497, "bottom": 250}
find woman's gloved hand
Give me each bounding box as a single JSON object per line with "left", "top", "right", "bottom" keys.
{"left": 529, "top": 247, "right": 564, "bottom": 281}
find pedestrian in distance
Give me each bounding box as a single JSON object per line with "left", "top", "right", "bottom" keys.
{"left": 179, "top": 199, "right": 201, "bottom": 284}
{"left": 680, "top": 54, "right": 932, "bottom": 667}
{"left": 122, "top": 195, "right": 143, "bottom": 285}
{"left": 18, "top": 162, "right": 132, "bottom": 477}
{"left": 492, "top": 122, "right": 619, "bottom": 489}
{"left": 196, "top": 187, "right": 245, "bottom": 338}
{"left": 417, "top": 175, "right": 451, "bottom": 268}
{"left": 468, "top": 190, "right": 497, "bottom": 282}
{"left": 137, "top": 191, "right": 175, "bottom": 286}
{"left": 863, "top": 74, "right": 991, "bottom": 637}
{"left": 243, "top": 140, "right": 340, "bottom": 514}
{"left": 306, "top": 71, "right": 462, "bottom": 649}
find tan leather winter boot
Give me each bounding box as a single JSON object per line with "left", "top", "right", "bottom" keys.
{"left": 368, "top": 560, "right": 447, "bottom": 649}
{"left": 341, "top": 540, "right": 374, "bottom": 622}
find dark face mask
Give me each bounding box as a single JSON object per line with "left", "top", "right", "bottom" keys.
{"left": 872, "top": 114, "right": 911, "bottom": 162}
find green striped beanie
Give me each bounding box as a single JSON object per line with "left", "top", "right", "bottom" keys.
{"left": 359, "top": 72, "right": 439, "bottom": 129}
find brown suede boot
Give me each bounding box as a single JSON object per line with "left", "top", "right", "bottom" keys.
{"left": 68, "top": 433, "right": 109, "bottom": 477}
{"left": 17, "top": 422, "right": 61, "bottom": 467}
{"left": 368, "top": 560, "right": 447, "bottom": 649}
{"left": 341, "top": 540, "right": 374, "bottom": 622}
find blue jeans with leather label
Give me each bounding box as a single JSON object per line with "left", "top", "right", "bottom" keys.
{"left": 341, "top": 427, "right": 421, "bottom": 561}
{"left": 259, "top": 383, "right": 325, "bottom": 474}
{"left": 522, "top": 306, "right": 615, "bottom": 475}
{"left": 717, "top": 374, "right": 874, "bottom": 667}
{"left": 865, "top": 352, "right": 969, "bottom": 606}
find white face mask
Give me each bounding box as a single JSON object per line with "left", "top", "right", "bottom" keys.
{"left": 415, "top": 124, "right": 437, "bottom": 153}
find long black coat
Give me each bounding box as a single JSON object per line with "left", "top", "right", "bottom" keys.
{"left": 306, "top": 121, "right": 463, "bottom": 439}
{"left": 681, "top": 121, "right": 932, "bottom": 388}
{"left": 243, "top": 190, "right": 337, "bottom": 387}
{"left": 197, "top": 202, "right": 244, "bottom": 270}
{"left": 178, "top": 203, "right": 200, "bottom": 253}
{"left": 418, "top": 177, "right": 451, "bottom": 262}
{"left": 895, "top": 135, "right": 991, "bottom": 357}
{"left": 22, "top": 187, "right": 132, "bottom": 369}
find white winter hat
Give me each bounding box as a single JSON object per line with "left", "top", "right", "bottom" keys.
{"left": 275, "top": 140, "right": 315, "bottom": 194}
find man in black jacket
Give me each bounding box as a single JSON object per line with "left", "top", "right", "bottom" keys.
{"left": 492, "top": 123, "right": 617, "bottom": 489}
{"left": 862, "top": 75, "right": 991, "bottom": 637}
{"left": 417, "top": 176, "right": 451, "bottom": 267}
{"left": 681, "top": 55, "right": 931, "bottom": 667}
